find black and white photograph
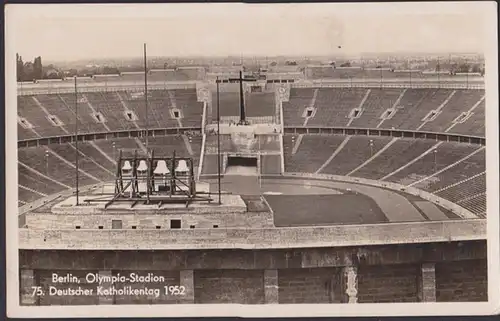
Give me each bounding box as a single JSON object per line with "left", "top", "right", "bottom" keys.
{"left": 5, "top": 2, "right": 499, "bottom": 318}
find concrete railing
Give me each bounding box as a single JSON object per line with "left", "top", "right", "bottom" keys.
{"left": 17, "top": 76, "right": 485, "bottom": 95}
{"left": 17, "top": 81, "right": 199, "bottom": 95}
{"left": 17, "top": 127, "right": 203, "bottom": 148}
{"left": 293, "top": 78, "right": 484, "bottom": 90}
{"left": 283, "top": 127, "right": 486, "bottom": 143}
{"left": 18, "top": 219, "right": 485, "bottom": 250}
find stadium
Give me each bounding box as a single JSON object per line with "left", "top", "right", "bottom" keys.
{"left": 17, "top": 64, "right": 487, "bottom": 305}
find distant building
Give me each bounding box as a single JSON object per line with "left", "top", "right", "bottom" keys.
{"left": 44, "top": 68, "right": 61, "bottom": 79}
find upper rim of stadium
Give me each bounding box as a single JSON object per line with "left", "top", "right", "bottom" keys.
{"left": 16, "top": 64, "right": 485, "bottom": 89}
{"left": 16, "top": 65, "right": 486, "bottom": 142}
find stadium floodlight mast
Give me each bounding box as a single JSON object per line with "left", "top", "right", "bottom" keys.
{"left": 380, "top": 67, "right": 383, "bottom": 88}
{"left": 258, "top": 136, "right": 262, "bottom": 190}
{"left": 216, "top": 76, "right": 221, "bottom": 205}
{"left": 44, "top": 150, "right": 49, "bottom": 190}
{"left": 144, "top": 43, "right": 151, "bottom": 204}
{"left": 408, "top": 57, "right": 412, "bottom": 87}
{"left": 74, "top": 76, "right": 80, "bottom": 206}
{"left": 144, "top": 43, "right": 149, "bottom": 151}
{"left": 433, "top": 148, "right": 438, "bottom": 173}
{"left": 465, "top": 58, "right": 469, "bottom": 89}
{"left": 437, "top": 56, "right": 441, "bottom": 89}
{"left": 45, "top": 150, "right": 49, "bottom": 176}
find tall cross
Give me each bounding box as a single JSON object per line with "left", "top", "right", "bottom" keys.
{"left": 221, "top": 70, "right": 257, "bottom": 124}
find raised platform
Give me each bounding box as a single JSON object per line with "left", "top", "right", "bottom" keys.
{"left": 54, "top": 194, "right": 247, "bottom": 215}
{"left": 205, "top": 123, "right": 281, "bottom": 135}
{"left": 24, "top": 189, "right": 277, "bottom": 230}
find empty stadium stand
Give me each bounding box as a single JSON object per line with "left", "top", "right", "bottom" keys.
{"left": 59, "top": 93, "right": 111, "bottom": 133}
{"left": 245, "top": 92, "right": 276, "bottom": 117}
{"left": 17, "top": 95, "right": 69, "bottom": 137}
{"left": 282, "top": 88, "right": 486, "bottom": 137}
{"left": 282, "top": 134, "right": 486, "bottom": 217}
{"left": 204, "top": 134, "right": 234, "bottom": 154}
{"left": 282, "top": 88, "right": 316, "bottom": 127}
{"left": 18, "top": 89, "right": 203, "bottom": 137}
{"left": 211, "top": 92, "right": 240, "bottom": 118}
{"left": 17, "top": 80, "right": 487, "bottom": 220}
{"left": 260, "top": 154, "right": 281, "bottom": 175}
{"left": 348, "top": 88, "right": 403, "bottom": 128}
{"left": 284, "top": 134, "right": 346, "bottom": 173}
{"left": 308, "top": 88, "right": 368, "bottom": 127}
{"left": 321, "top": 136, "right": 395, "bottom": 176}
{"left": 418, "top": 90, "right": 485, "bottom": 133}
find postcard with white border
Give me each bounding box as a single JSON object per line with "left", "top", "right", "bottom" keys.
{"left": 5, "top": 2, "right": 500, "bottom": 318}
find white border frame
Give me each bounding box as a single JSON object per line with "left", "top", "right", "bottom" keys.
{"left": 5, "top": 2, "right": 500, "bottom": 318}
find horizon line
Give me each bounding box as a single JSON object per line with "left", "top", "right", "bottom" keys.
{"left": 36, "top": 51, "right": 484, "bottom": 64}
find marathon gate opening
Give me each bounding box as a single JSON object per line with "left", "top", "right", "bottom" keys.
{"left": 227, "top": 156, "right": 258, "bottom": 168}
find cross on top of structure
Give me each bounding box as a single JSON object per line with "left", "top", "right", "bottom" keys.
{"left": 216, "top": 70, "right": 257, "bottom": 124}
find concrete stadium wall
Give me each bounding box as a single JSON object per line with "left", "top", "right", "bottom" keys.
{"left": 23, "top": 262, "right": 487, "bottom": 305}
{"left": 435, "top": 259, "right": 488, "bottom": 302}
{"left": 18, "top": 184, "right": 102, "bottom": 228}
{"left": 357, "top": 264, "right": 419, "bottom": 303}
{"left": 278, "top": 268, "right": 343, "bottom": 303}
{"left": 35, "top": 269, "right": 100, "bottom": 306}
{"left": 194, "top": 270, "right": 265, "bottom": 304}
{"left": 18, "top": 219, "right": 485, "bottom": 250}
{"left": 19, "top": 241, "right": 487, "bottom": 305}
{"left": 26, "top": 210, "right": 274, "bottom": 229}
{"left": 111, "top": 270, "right": 181, "bottom": 305}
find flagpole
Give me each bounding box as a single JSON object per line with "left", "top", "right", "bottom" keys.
{"left": 408, "top": 57, "right": 412, "bottom": 88}
{"left": 259, "top": 137, "right": 262, "bottom": 190}
{"left": 216, "top": 76, "right": 221, "bottom": 205}
{"left": 239, "top": 70, "right": 245, "bottom": 124}
{"left": 74, "top": 76, "right": 79, "bottom": 205}
{"left": 465, "top": 58, "right": 469, "bottom": 89}
{"left": 437, "top": 57, "right": 440, "bottom": 89}
{"left": 144, "top": 43, "right": 150, "bottom": 204}
{"left": 144, "top": 43, "right": 149, "bottom": 149}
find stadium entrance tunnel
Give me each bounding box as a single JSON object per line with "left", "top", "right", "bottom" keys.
{"left": 227, "top": 156, "right": 257, "bottom": 167}
{"left": 224, "top": 156, "right": 259, "bottom": 177}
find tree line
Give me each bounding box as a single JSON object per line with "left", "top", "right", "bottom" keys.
{"left": 16, "top": 53, "right": 166, "bottom": 81}
{"left": 17, "top": 53, "right": 126, "bottom": 81}
{"left": 16, "top": 54, "right": 45, "bottom": 81}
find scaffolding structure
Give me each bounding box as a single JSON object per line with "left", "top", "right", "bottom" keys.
{"left": 84, "top": 149, "right": 213, "bottom": 208}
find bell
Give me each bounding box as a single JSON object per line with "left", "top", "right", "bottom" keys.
{"left": 137, "top": 160, "right": 148, "bottom": 173}
{"left": 175, "top": 160, "right": 189, "bottom": 172}
{"left": 154, "top": 160, "right": 170, "bottom": 176}
{"left": 121, "top": 160, "right": 132, "bottom": 172}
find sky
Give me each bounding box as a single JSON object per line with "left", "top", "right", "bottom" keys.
{"left": 5, "top": 2, "right": 495, "bottom": 62}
